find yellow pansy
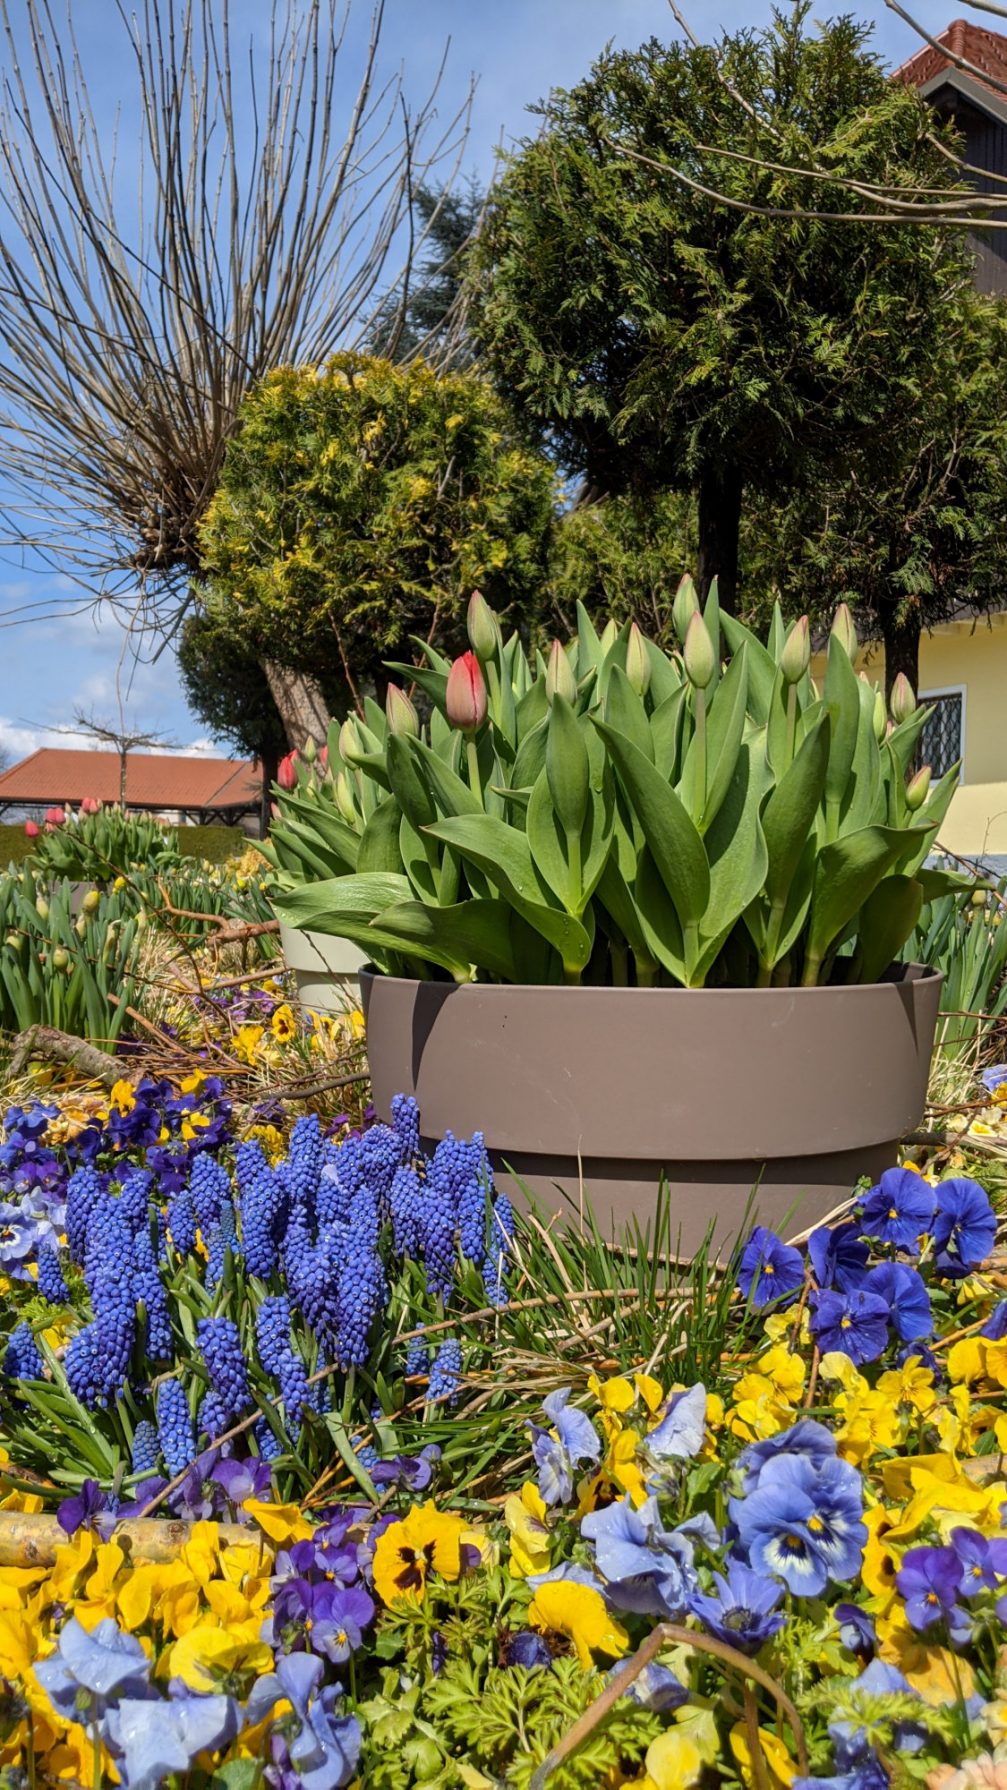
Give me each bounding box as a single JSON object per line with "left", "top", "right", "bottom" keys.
{"left": 233, "top": 1023, "right": 264, "bottom": 1065}
{"left": 948, "top": 1337, "right": 988, "bottom": 1386}
{"left": 243, "top": 1500, "right": 313, "bottom": 1546}
{"left": 758, "top": 1344, "right": 806, "bottom": 1400}
{"left": 204, "top": 1577, "right": 270, "bottom": 1638}
{"left": 45, "top": 1531, "right": 95, "bottom": 1606}
{"left": 372, "top": 1502, "right": 469, "bottom": 1606}
{"left": 579, "top": 1426, "right": 649, "bottom": 1512}
{"left": 730, "top": 1723, "right": 797, "bottom": 1790}
{"left": 636, "top": 1375, "right": 666, "bottom": 1416}
{"left": 504, "top": 1483, "right": 551, "bottom": 1579}
{"left": 819, "top": 1351, "right": 867, "bottom": 1394}
{"left": 861, "top": 1505, "right": 901, "bottom": 1599}
{"left": 727, "top": 1374, "right": 793, "bottom": 1442}
{"left": 180, "top": 1070, "right": 205, "bottom": 1093}
{"left": 876, "top": 1359, "right": 937, "bottom": 1416}
{"left": 117, "top": 1560, "right": 197, "bottom": 1635}
{"left": 180, "top": 1111, "right": 211, "bottom": 1142}
{"left": 109, "top": 1078, "right": 136, "bottom": 1114}
{"left": 642, "top": 1708, "right": 720, "bottom": 1790}
{"left": 181, "top": 1521, "right": 222, "bottom": 1587}
{"left": 834, "top": 1389, "right": 903, "bottom": 1467}
{"left": 270, "top": 1003, "right": 297, "bottom": 1043}
{"left": 169, "top": 1624, "right": 273, "bottom": 1690}
{"left": 527, "top": 1580, "right": 628, "bottom": 1668}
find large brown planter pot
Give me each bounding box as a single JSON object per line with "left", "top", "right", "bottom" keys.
{"left": 361, "top": 965, "right": 943, "bottom": 1253}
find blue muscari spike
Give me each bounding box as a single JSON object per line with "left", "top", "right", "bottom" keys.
{"left": 335, "top": 1198, "right": 386, "bottom": 1369}
{"left": 284, "top": 1113, "right": 324, "bottom": 1223}
{"left": 205, "top": 1221, "right": 227, "bottom": 1292}
{"left": 404, "top": 1336, "right": 429, "bottom": 1380}
{"left": 316, "top": 1158, "right": 352, "bottom": 1227}
{"left": 483, "top": 1192, "right": 515, "bottom": 1309}
{"left": 356, "top": 1442, "right": 380, "bottom": 1472}
{"left": 236, "top": 1141, "right": 284, "bottom": 1278}
{"left": 167, "top": 1186, "right": 197, "bottom": 1257}
{"left": 254, "top": 1416, "right": 282, "bottom": 1461}
{"left": 458, "top": 1133, "right": 490, "bottom": 1268}
{"left": 255, "top": 1295, "right": 293, "bottom": 1375}
{"left": 360, "top": 1124, "right": 402, "bottom": 1211}
{"left": 189, "top": 1152, "right": 230, "bottom": 1237}
{"left": 428, "top": 1338, "right": 462, "bottom": 1405}
{"left": 417, "top": 1160, "right": 457, "bottom": 1304}
{"left": 65, "top": 1164, "right": 103, "bottom": 1264}
{"left": 390, "top": 1093, "right": 421, "bottom": 1165}
{"left": 79, "top": 1200, "right": 136, "bottom": 1404}
{"left": 130, "top": 1419, "right": 160, "bottom": 1477}
{"left": 133, "top": 1229, "right": 173, "bottom": 1360}
{"left": 117, "top": 1169, "right": 152, "bottom": 1234}
{"left": 198, "top": 1387, "right": 230, "bottom": 1441}
{"left": 65, "top": 1324, "right": 103, "bottom": 1408}
{"left": 219, "top": 1198, "right": 239, "bottom": 1252}
{"left": 4, "top": 1322, "right": 44, "bottom": 1381}
{"left": 36, "top": 1239, "right": 67, "bottom": 1305}
{"left": 157, "top": 1378, "right": 195, "bottom": 1477}
{"left": 390, "top": 1167, "right": 424, "bottom": 1260}
{"left": 196, "top": 1316, "right": 252, "bottom": 1418}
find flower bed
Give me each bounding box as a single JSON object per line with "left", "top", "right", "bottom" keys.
{"left": 1, "top": 1048, "right": 1007, "bottom": 1787}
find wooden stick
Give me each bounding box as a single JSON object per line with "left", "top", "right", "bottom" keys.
{"left": 0, "top": 1511, "right": 254, "bottom": 1566}
{"left": 4, "top": 1025, "right": 120, "bottom": 1089}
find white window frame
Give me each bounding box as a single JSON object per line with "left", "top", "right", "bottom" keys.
{"left": 918, "top": 682, "right": 967, "bottom": 782}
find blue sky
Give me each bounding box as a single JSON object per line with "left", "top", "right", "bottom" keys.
{"left": 0, "top": 0, "right": 955, "bottom": 763}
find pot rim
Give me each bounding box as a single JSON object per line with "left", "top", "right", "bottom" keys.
{"left": 359, "top": 962, "right": 941, "bottom": 998}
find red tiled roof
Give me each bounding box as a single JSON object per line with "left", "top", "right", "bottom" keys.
{"left": 0, "top": 748, "right": 260, "bottom": 812}
{"left": 895, "top": 18, "right": 1007, "bottom": 101}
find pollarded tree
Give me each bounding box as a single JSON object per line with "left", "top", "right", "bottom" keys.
{"left": 197, "top": 354, "right": 557, "bottom": 699}
{"left": 468, "top": 4, "right": 975, "bottom": 612}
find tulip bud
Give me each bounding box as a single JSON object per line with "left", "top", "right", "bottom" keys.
{"left": 466, "top": 589, "right": 501, "bottom": 663}
{"left": 445, "top": 650, "right": 488, "bottom": 732}
{"left": 338, "top": 719, "right": 359, "bottom": 763}
{"left": 872, "top": 688, "right": 887, "bottom": 742}
{"left": 23, "top": 820, "right": 38, "bottom": 838}
{"left": 277, "top": 751, "right": 298, "bottom": 791}
{"left": 830, "top": 603, "right": 857, "bottom": 660}
{"left": 672, "top": 573, "right": 700, "bottom": 643}
{"left": 906, "top": 765, "right": 930, "bottom": 811}
{"left": 683, "top": 611, "right": 715, "bottom": 690}
{"left": 780, "top": 615, "right": 810, "bottom": 685}
{"left": 625, "top": 622, "right": 651, "bottom": 697}
{"left": 302, "top": 735, "right": 317, "bottom": 764}
{"left": 335, "top": 771, "right": 357, "bottom": 825}
{"left": 52, "top": 946, "right": 69, "bottom": 971}
{"left": 385, "top": 683, "right": 419, "bottom": 738}
{"left": 34, "top": 897, "right": 48, "bottom": 922}
{"left": 890, "top": 673, "right": 917, "bottom": 726}
{"left": 545, "top": 639, "right": 577, "bottom": 705}
{"left": 82, "top": 889, "right": 100, "bottom": 914}
{"left": 599, "top": 619, "right": 619, "bottom": 657}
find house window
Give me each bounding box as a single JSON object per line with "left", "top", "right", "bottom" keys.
{"left": 918, "top": 687, "right": 965, "bottom": 780}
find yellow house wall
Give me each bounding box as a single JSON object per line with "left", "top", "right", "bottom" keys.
{"left": 809, "top": 613, "right": 1007, "bottom": 859}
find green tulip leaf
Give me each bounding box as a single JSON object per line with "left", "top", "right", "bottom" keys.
{"left": 594, "top": 718, "right": 710, "bottom": 928}
{"left": 855, "top": 875, "right": 924, "bottom": 984}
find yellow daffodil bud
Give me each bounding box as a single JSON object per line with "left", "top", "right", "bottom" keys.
{"left": 830, "top": 602, "right": 857, "bottom": 660}
{"left": 625, "top": 621, "right": 651, "bottom": 696}
{"left": 780, "top": 615, "right": 810, "bottom": 685}
{"left": 545, "top": 639, "right": 577, "bottom": 705}
{"left": 82, "top": 888, "right": 100, "bottom": 914}
{"left": 890, "top": 673, "right": 917, "bottom": 725}
{"left": 34, "top": 897, "right": 48, "bottom": 921}
{"left": 52, "top": 947, "right": 69, "bottom": 970}
{"left": 683, "top": 611, "right": 715, "bottom": 689}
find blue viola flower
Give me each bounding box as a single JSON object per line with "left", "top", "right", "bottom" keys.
{"left": 829, "top": 1658, "right": 928, "bottom": 1759}
{"left": 646, "top": 1383, "right": 708, "bottom": 1467}
{"left": 244, "top": 1652, "right": 361, "bottom": 1790}
{"left": 807, "top": 1224, "right": 870, "bottom": 1293}
{"left": 931, "top": 1177, "right": 997, "bottom": 1271}
{"left": 102, "top": 1694, "right": 238, "bottom": 1790}
{"left": 506, "top": 1630, "right": 553, "bottom": 1669}
{"left": 609, "top": 1660, "right": 689, "bottom": 1711}
{"left": 736, "top": 1226, "right": 804, "bottom": 1308}
{"left": 981, "top": 1064, "right": 1007, "bottom": 1095}
{"left": 834, "top": 1603, "right": 875, "bottom": 1659}
{"left": 35, "top": 1617, "right": 150, "bottom": 1720}
{"left": 983, "top": 1300, "right": 1007, "bottom": 1340}
{"left": 896, "top": 1545, "right": 965, "bottom": 1631}
{"left": 864, "top": 1262, "right": 932, "bottom": 1343}
{"left": 810, "top": 1288, "right": 890, "bottom": 1366}
{"left": 949, "top": 1527, "right": 1007, "bottom": 1597}
{"left": 0, "top": 1199, "right": 46, "bottom": 1278}
{"left": 581, "top": 1496, "right": 716, "bottom": 1619}
{"left": 858, "top": 1168, "right": 936, "bottom": 1251}
{"left": 688, "top": 1560, "right": 785, "bottom": 1653}
{"left": 530, "top": 1389, "right": 601, "bottom": 1507}
{"left": 58, "top": 1479, "right": 117, "bottom": 1540}
{"left": 729, "top": 1452, "right": 866, "bottom": 1597}
{"left": 735, "top": 1419, "right": 838, "bottom": 1494}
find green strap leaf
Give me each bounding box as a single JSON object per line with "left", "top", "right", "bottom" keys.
{"left": 593, "top": 717, "right": 710, "bottom": 929}
{"left": 370, "top": 898, "right": 522, "bottom": 982}
{"left": 855, "top": 876, "right": 924, "bottom": 984}
{"left": 424, "top": 813, "right": 593, "bottom": 971}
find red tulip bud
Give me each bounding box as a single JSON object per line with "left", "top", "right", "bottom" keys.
{"left": 80, "top": 796, "right": 101, "bottom": 815}
{"left": 45, "top": 806, "right": 65, "bottom": 827}
{"left": 276, "top": 752, "right": 298, "bottom": 791}
{"left": 24, "top": 820, "right": 38, "bottom": 838}
{"left": 445, "top": 650, "right": 488, "bottom": 732}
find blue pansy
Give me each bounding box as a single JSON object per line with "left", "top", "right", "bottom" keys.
{"left": 688, "top": 1560, "right": 785, "bottom": 1653}
{"left": 858, "top": 1168, "right": 936, "bottom": 1252}
{"left": 645, "top": 1382, "right": 707, "bottom": 1464}
{"left": 581, "top": 1495, "right": 716, "bottom": 1619}
{"left": 244, "top": 1652, "right": 361, "bottom": 1790}
{"left": 102, "top": 1694, "right": 237, "bottom": 1790}
{"left": 735, "top": 1419, "right": 838, "bottom": 1494}
{"left": 736, "top": 1226, "right": 804, "bottom": 1308}
{"left": 35, "top": 1617, "right": 151, "bottom": 1720}
{"left": 834, "top": 1603, "right": 875, "bottom": 1659}
{"left": 530, "top": 1389, "right": 601, "bottom": 1507}
{"left": 810, "top": 1288, "right": 890, "bottom": 1366}
{"left": 931, "top": 1177, "right": 997, "bottom": 1271}
{"left": 730, "top": 1452, "right": 865, "bottom": 1597}
{"left": 864, "top": 1262, "right": 932, "bottom": 1343}
{"left": 807, "top": 1224, "right": 870, "bottom": 1293}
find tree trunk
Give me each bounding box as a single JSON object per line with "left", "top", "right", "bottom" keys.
{"left": 262, "top": 661, "right": 331, "bottom": 751}
{"left": 258, "top": 744, "right": 278, "bottom": 839}
{"left": 697, "top": 462, "right": 743, "bottom": 615}
{"left": 880, "top": 604, "right": 922, "bottom": 699}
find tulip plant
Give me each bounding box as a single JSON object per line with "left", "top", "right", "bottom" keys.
{"left": 272, "top": 583, "right": 965, "bottom": 988}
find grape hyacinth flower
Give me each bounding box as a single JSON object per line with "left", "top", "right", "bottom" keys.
{"left": 4, "top": 1321, "right": 44, "bottom": 1381}
{"left": 427, "top": 1338, "right": 462, "bottom": 1405}
{"left": 133, "top": 1228, "right": 173, "bottom": 1360}
{"left": 157, "top": 1378, "right": 196, "bottom": 1478}
{"left": 403, "top": 1336, "right": 428, "bottom": 1380}
{"left": 390, "top": 1166, "right": 424, "bottom": 1259}
{"left": 65, "top": 1164, "right": 103, "bottom": 1264}
{"left": 166, "top": 1184, "right": 197, "bottom": 1258}
{"left": 391, "top": 1092, "right": 420, "bottom": 1164}
{"left": 36, "top": 1238, "right": 67, "bottom": 1305}
{"left": 189, "top": 1152, "right": 230, "bottom": 1238}
{"left": 197, "top": 1317, "right": 252, "bottom": 1419}
{"left": 130, "top": 1420, "right": 160, "bottom": 1478}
